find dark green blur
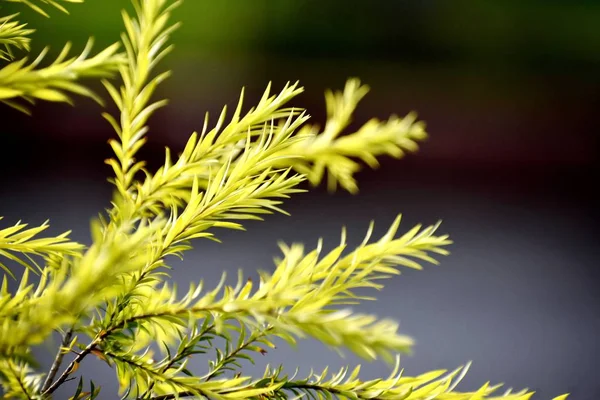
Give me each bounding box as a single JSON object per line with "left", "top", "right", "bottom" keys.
{"left": 5, "top": 1, "right": 599, "bottom": 72}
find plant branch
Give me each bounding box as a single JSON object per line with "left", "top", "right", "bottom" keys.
{"left": 42, "top": 339, "right": 98, "bottom": 396}
{"left": 138, "top": 322, "right": 217, "bottom": 399}
{"left": 148, "top": 392, "right": 197, "bottom": 400}
{"left": 146, "top": 382, "right": 348, "bottom": 400}
{"left": 0, "top": 39, "right": 125, "bottom": 114}
{"left": 204, "top": 327, "right": 272, "bottom": 382}
{"left": 41, "top": 327, "right": 74, "bottom": 392}
{"left": 102, "top": 349, "right": 206, "bottom": 399}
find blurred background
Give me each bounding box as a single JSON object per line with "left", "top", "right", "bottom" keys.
{"left": 1, "top": 0, "right": 599, "bottom": 398}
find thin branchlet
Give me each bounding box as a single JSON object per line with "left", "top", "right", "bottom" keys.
{"left": 40, "top": 328, "right": 74, "bottom": 392}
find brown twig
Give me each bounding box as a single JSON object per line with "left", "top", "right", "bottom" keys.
{"left": 41, "top": 328, "right": 74, "bottom": 392}
{"left": 41, "top": 340, "right": 98, "bottom": 396}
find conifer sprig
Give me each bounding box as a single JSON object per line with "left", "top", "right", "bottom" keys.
{"left": 122, "top": 81, "right": 306, "bottom": 222}
{"left": 74, "top": 218, "right": 449, "bottom": 397}
{"left": 146, "top": 360, "right": 567, "bottom": 400}
{"left": 258, "top": 359, "right": 476, "bottom": 400}
{"left": 0, "top": 13, "right": 33, "bottom": 61}
{"left": 274, "top": 78, "right": 428, "bottom": 193}
{"left": 0, "top": 217, "right": 83, "bottom": 277}
{"left": 0, "top": 39, "right": 125, "bottom": 113}
{"left": 0, "top": 359, "right": 44, "bottom": 399}
{"left": 253, "top": 359, "right": 550, "bottom": 400}
{"left": 0, "top": 217, "right": 161, "bottom": 358}
{"left": 103, "top": 0, "right": 181, "bottom": 200}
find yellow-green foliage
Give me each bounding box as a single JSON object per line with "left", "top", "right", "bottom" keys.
{"left": 0, "top": 1, "right": 569, "bottom": 399}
